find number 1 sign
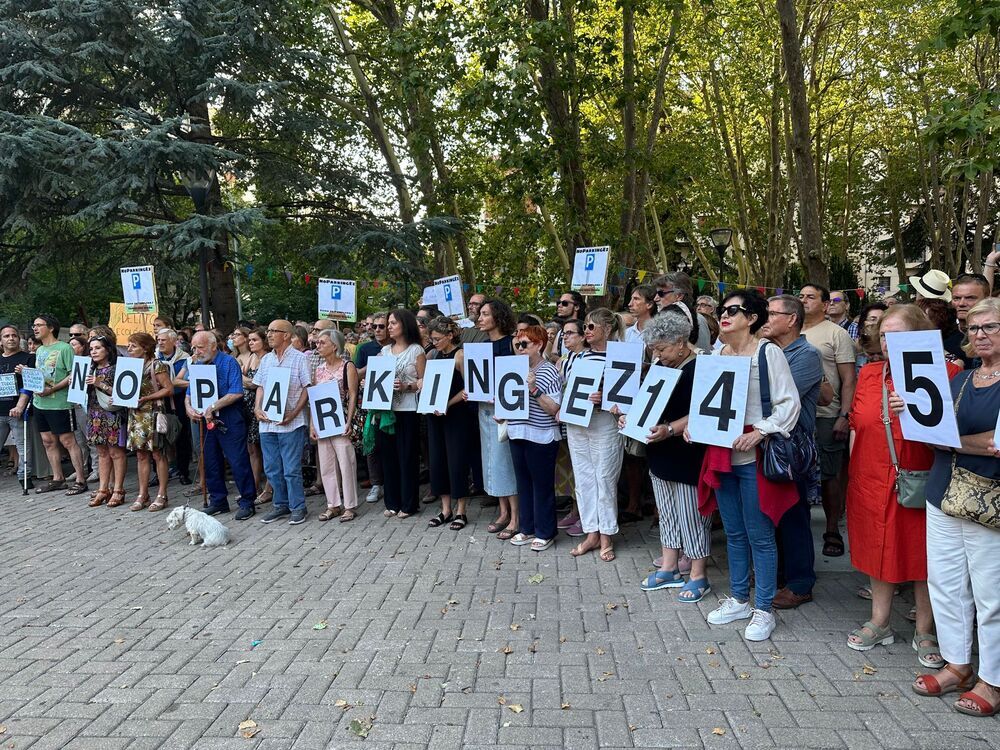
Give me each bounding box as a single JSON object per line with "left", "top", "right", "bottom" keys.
{"left": 687, "top": 355, "right": 751, "bottom": 448}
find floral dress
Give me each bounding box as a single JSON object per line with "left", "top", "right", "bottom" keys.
{"left": 243, "top": 362, "right": 260, "bottom": 444}
{"left": 86, "top": 363, "right": 123, "bottom": 447}
{"left": 126, "top": 361, "right": 168, "bottom": 452}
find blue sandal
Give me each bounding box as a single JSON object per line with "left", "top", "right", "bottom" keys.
{"left": 640, "top": 570, "right": 684, "bottom": 591}
{"left": 677, "top": 578, "right": 711, "bottom": 603}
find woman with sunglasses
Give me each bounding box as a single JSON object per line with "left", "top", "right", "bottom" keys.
{"left": 84, "top": 336, "right": 127, "bottom": 507}
{"left": 556, "top": 319, "right": 586, "bottom": 535}
{"left": 424, "top": 317, "right": 475, "bottom": 531}
{"left": 507, "top": 325, "right": 563, "bottom": 550}
{"left": 473, "top": 299, "right": 520, "bottom": 538}
{"left": 566, "top": 308, "right": 626, "bottom": 561}
{"left": 698, "top": 289, "right": 800, "bottom": 641}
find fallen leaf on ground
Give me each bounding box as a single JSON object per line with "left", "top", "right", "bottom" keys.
{"left": 737, "top": 672, "right": 750, "bottom": 680}
{"left": 862, "top": 664, "right": 877, "bottom": 675}
{"left": 348, "top": 717, "right": 373, "bottom": 738}
{"left": 605, "top": 603, "right": 618, "bottom": 611}
{"left": 238, "top": 720, "right": 257, "bottom": 731}
{"left": 497, "top": 695, "right": 506, "bottom": 705}
{"left": 527, "top": 573, "right": 544, "bottom": 584}
{"left": 510, "top": 624, "right": 521, "bottom": 631}
{"left": 560, "top": 702, "right": 570, "bottom": 710}
{"left": 313, "top": 621, "right": 328, "bottom": 630}
{"left": 712, "top": 727, "right": 726, "bottom": 736}
{"left": 596, "top": 647, "right": 606, "bottom": 655}
{"left": 448, "top": 598, "right": 459, "bottom": 605}
{"left": 241, "top": 728, "right": 259, "bottom": 739}
{"left": 559, "top": 636, "right": 567, "bottom": 643}
{"left": 499, "top": 645, "right": 513, "bottom": 655}
{"left": 113, "top": 638, "right": 125, "bottom": 644}
{"left": 597, "top": 671, "right": 614, "bottom": 682}
{"left": 334, "top": 699, "right": 351, "bottom": 709}
{"left": 507, "top": 704, "right": 524, "bottom": 713}
{"left": 0, "top": 726, "right": 6, "bottom": 735}
{"left": 708, "top": 661, "right": 720, "bottom": 668}
{"left": 528, "top": 640, "right": 538, "bottom": 653}
{"left": 705, "top": 647, "right": 716, "bottom": 654}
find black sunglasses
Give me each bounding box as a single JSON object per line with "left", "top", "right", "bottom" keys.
{"left": 372, "top": 324, "right": 386, "bottom": 330}
{"left": 557, "top": 299, "right": 573, "bottom": 306}
{"left": 514, "top": 341, "right": 530, "bottom": 350}
{"left": 718, "top": 304, "right": 748, "bottom": 318}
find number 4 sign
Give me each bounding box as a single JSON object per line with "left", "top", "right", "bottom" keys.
{"left": 885, "top": 330, "right": 961, "bottom": 448}
{"left": 687, "top": 355, "right": 751, "bottom": 448}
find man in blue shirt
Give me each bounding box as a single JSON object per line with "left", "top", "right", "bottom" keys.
{"left": 185, "top": 331, "right": 257, "bottom": 520}
{"left": 763, "top": 295, "right": 825, "bottom": 609}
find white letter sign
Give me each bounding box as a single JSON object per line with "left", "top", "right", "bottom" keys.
{"left": 570, "top": 246, "right": 610, "bottom": 297}
{"left": 602, "top": 341, "right": 644, "bottom": 413}
{"left": 493, "top": 356, "right": 529, "bottom": 421}
{"left": 558, "top": 358, "right": 604, "bottom": 427}
{"left": 67, "top": 356, "right": 91, "bottom": 407}
{"left": 21, "top": 367, "right": 45, "bottom": 393}
{"left": 308, "top": 381, "right": 346, "bottom": 439}
{"left": 463, "top": 343, "right": 493, "bottom": 402}
{"left": 261, "top": 367, "right": 292, "bottom": 422}
{"left": 120, "top": 265, "right": 157, "bottom": 314}
{"left": 188, "top": 364, "right": 219, "bottom": 414}
{"left": 688, "top": 355, "right": 751, "bottom": 448}
{"left": 620, "top": 365, "right": 683, "bottom": 443}
{"left": 417, "top": 358, "right": 455, "bottom": 415}
{"left": 434, "top": 274, "right": 465, "bottom": 319}
{"left": 112, "top": 356, "right": 145, "bottom": 409}
{"left": 361, "top": 356, "right": 396, "bottom": 411}
{"left": 885, "top": 330, "right": 961, "bottom": 449}
{"left": 318, "top": 278, "right": 357, "bottom": 323}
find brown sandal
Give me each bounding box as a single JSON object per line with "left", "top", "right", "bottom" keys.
{"left": 340, "top": 509, "right": 357, "bottom": 522}
{"left": 88, "top": 489, "right": 111, "bottom": 507}
{"left": 148, "top": 495, "right": 168, "bottom": 512}
{"left": 319, "top": 507, "right": 342, "bottom": 521}
{"left": 107, "top": 489, "right": 126, "bottom": 507}
{"left": 130, "top": 494, "right": 150, "bottom": 512}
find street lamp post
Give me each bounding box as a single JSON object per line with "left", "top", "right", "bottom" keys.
{"left": 709, "top": 227, "right": 733, "bottom": 285}
{"left": 182, "top": 170, "right": 217, "bottom": 330}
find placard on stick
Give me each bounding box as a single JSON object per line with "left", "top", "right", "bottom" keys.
{"left": 318, "top": 278, "right": 357, "bottom": 323}
{"left": 120, "top": 265, "right": 158, "bottom": 315}
{"left": 571, "top": 246, "right": 610, "bottom": 297}
{"left": 434, "top": 274, "right": 465, "bottom": 319}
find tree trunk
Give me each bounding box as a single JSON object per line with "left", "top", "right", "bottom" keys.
{"left": 776, "top": 0, "right": 826, "bottom": 284}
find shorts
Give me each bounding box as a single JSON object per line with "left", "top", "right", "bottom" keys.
{"left": 815, "top": 416, "right": 847, "bottom": 481}
{"left": 35, "top": 408, "right": 75, "bottom": 436}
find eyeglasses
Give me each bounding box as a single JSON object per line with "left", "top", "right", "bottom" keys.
{"left": 830, "top": 297, "right": 844, "bottom": 304}
{"left": 372, "top": 324, "right": 387, "bottom": 330}
{"left": 563, "top": 329, "right": 581, "bottom": 336}
{"left": 514, "top": 341, "right": 530, "bottom": 350}
{"left": 266, "top": 328, "right": 290, "bottom": 335}
{"left": 417, "top": 318, "right": 429, "bottom": 326}
{"left": 719, "top": 304, "right": 748, "bottom": 318}
{"left": 557, "top": 300, "right": 573, "bottom": 306}
{"left": 968, "top": 322, "right": 1000, "bottom": 336}
{"left": 655, "top": 288, "right": 676, "bottom": 297}
{"left": 767, "top": 310, "right": 794, "bottom": 318}
{"left": 309, "top": 327, "right": 321, "bottom": 333}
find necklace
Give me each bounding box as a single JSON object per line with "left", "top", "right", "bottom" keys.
{"left": 975, "top": 367, "right": 1000, "bottom": 381}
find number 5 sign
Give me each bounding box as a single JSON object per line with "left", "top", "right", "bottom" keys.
{"left": 885, "top": 330, "right": 961, "bottom": 448}
{"left": 687, "top": 355, "right": 751, "bottom": 448}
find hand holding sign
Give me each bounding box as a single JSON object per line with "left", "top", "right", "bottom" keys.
{"left": 417, "top": 359, "right": 455, "bottom": 414}
{"left": 362, "top": 356, "right": 396, "bottom": 410}
{"left": 493, "top": 356, "right": 529, "bottom": 420}
{"left": 67, "top": 356, "right": 91, "bottom": 407}
{"left": 308, "top": 381, "right": 346, "bottom": 438}
{"left": 112, "top": 357, "right": 145, "bottom": 409}
{"left": 558, "top": 358, "right": 604, "bottom": 427}
{"left": 884, "top": 330, "right": 961, "bottom": 448}
{"left": 21, "top": 368, "right": 45, "bottom": 394}
{"left": 687, "top": 355, "right": 751, "bottom": 448}
{"left": 620, "top": 365, "right": 682, "bottom": 443}
{"left": 602, "top": 342, "right": 644, "bottom": 413}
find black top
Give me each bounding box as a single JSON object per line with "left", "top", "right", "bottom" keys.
{"left": 492, "top": 335, "right": 514, "bottom": 358}
{"left": 0, "top": 351, "right": 34, "bottom": 412}
{"left": 645, "top": 358, "right": 706, "bottom": 486}
{"left": 355, "top": 340, "right": 382, "bottom": 370}
{"left": 437, "top": 347, "right": 465, "bottom": 399}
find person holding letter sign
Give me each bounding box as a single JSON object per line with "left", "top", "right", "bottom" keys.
{"left": 377, "top": 309, "right": 426, "bottom": 519}
{"left": 909, "top": 298, "right": 1000, "bottom": 716}
{"left": 506, "top": 325, "right": 563, "bottom": 551}
{"left": 423, "top": 318, "right": 475, "bottom": 530}
{"left": 566, "top": 308, "right": 626, "bottom": 561}
{"left": 697, "top": 290, "right": 800, "bottom": 641}
{"left": 255, "top": 321, "right": 312, "bottom": 525}
{"left": 845, "top": 305, "right": 959, "bottom": 663}
{"left": 84, "top": 337, "right": 127, "bottom": 508}
{"left": 123, "top": 333, "right": 174, "bottom": 512}
{"left": 185, "top": 332, "right": 258, "bottom": 520}
{"left": 0, "top": 325, "right": 34, "bottom": 485}
{"left": 626, "top": 312, "right": 711, "bottom": 599}
{"left": 312, "top": 330, "right": 360, "bottom": 522}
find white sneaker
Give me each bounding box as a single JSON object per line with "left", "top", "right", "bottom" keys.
{"left": 744, "top": 609, "right": 776, "bottom": 642}
{"left": 365, "top": 485, "right": 383, "bottom": 503}
{"left": 707, "top": 596, "right": 753, "bottom": 625}
{"left": 86, "top": 469, "right": 99, "bottom": 483}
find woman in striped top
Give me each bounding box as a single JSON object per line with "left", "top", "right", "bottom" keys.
{"left": 506, "top": 325, "right": 563, "bottom": 551}
{"left": 566, "top": 308, "right": 626, "bottom": 561}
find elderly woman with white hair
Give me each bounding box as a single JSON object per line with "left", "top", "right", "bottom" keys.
{"left": 311, "top": 328, "right": 360, "bottom": 522}
{"left": 621, "top": 310, "right": 711, "bottom": 600}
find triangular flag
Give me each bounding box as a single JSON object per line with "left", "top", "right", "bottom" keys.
{"left": 756, "top": 286, "right": 766, "bottom": 294}
{"left": 495, "top": 286, "right": 502, "bottom": 294}
{"left": 637, "top": 270, "right": 647, "bottom": 282}
{"left": 898, "top": 283, "right": 910, "bottom": 292}
{"left": 476, "top": 284, "right": 483, "bottom": 293}
{"left": 697, "top": 279, "right": 706, "bottom": 292}
{"left": 304, "top": 274, "right": 311, "bottom": 284}
{"left": 284, "top": 271, "right": 292, "bottom": 283}
{"left": 775, "top": 287, "right": 783, "bottom": 295}
{"left": 718, "top": 282, "right": 725, "bottom": 294}
{"left": 548, "top": 288, "right": 555, "bottom": 298}
{"left": 855, "top": 287, "right": 865, "bottom": 299}
{"left": 246, "top": 264, "right": 254, "bottom": 279}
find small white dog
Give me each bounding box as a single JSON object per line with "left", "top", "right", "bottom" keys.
{"left": 166, "top": 506, "right": 231, "bottom": 547}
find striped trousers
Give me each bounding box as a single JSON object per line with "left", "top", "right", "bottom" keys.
{"left": 650, "top": 474, "right": 712, "bottom": 559}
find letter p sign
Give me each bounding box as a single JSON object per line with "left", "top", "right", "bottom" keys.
{"left": 585, "top": 253, "right": 595, "bottom": 271}
{"left": 444, "top": 285, "right": 453, "bottom": 301}
{"left": 331, "top": 285, "right": 341, "bottom": 300}
{"left": 132, "top": 273, "right": 141, "bottom": 290}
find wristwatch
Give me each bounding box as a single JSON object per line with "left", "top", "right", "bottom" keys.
{"left": 666, "top": 424, "right": 674, "bottom": 437}
{"left": 529, "top": 388, "right": 542, "bottom": 399}
{"left": 838, "top": 411, "right": 850, "bottom": 419}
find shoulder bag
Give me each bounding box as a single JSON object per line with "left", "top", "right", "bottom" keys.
{"left": 881, "top": 363, "right": 927, "bottom": 509}
{"left": 758, "top": 342, "right": 816, "bottom": 483}
{"left": 940, "top": 372, "right": 1000, "bottom": 529}
{"left": 150, "top": 363, "right": 182, "bottom": 445}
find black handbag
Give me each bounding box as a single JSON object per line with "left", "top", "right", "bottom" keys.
{"left": 758, "top": 343, "right": 816, "bottom": 483}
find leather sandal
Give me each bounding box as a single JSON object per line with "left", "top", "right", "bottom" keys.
{"left": 319, "top": 507, "right": 342, "bottom": 521}
{"left": 88, "top": 489, "right": 111, "bottom": 507}
{"left": 955, "top": 682, "right": 1000, "bottom": 717}
{"left": 108, "top": 489, "right": 126, "bottom": 507}
{"left": 339, "top": 509, "right": 356, "bottom": 522}
{"left": 130, "top": 494, "right": 150, "bottom": 512}
{"left": 148, "top": 495, "right": 168, "bottom": 512}
{"left": 913, "top": 664, "right": 975, "bottom": 697}
{"left": 912, "top": 632, "right": 943, "bottom": 669}
{"left": 847, "top": 621, "right": 894, "bottom": 651}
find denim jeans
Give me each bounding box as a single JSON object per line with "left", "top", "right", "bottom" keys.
{"left": 0, "top": 415, "right": 29, "bottom": 478}
{"left": 260, "top": 427, "right": 306, "bottom": 512}
{"left": 715, "top": 462, "right": 777, "bottom": 611}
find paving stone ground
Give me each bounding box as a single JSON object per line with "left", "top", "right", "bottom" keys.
{"left": 0, "top": 472, "right": 997, "bottom": 750}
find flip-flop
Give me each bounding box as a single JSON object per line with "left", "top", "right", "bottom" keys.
{"left": 599, "top": 546, "right": 615, "bottom": 562}
{"left": 570, "top": 541, "right": 597, "bottom": 557}
{"left": 822, "top": 532, "right": 845, "bottom": 557}
{"left": 677, "top": 578, "right": 711, "bottom": 603}
{"left": 487, "top": 516, "right": 510, "bottom": 534}
{"left": 640, "top": 570, "right": 683, "bottom": 591}
{"left": 496, "top": 528, "right": 516, "bottom": 541}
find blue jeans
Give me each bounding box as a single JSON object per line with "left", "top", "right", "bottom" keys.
{"left": 715, "top": 462, "right": 777, "bottom": 611}
{"left": 776, "top": 482, "right": 816, "bottom": 595}
{"left": 260, "top": 427, "right": 306, "bottom": 512}
{"left": 509, "top": 438, "right": 559, "bottom": 541}
{"left": 203, "top": 411, "right": 257, "bottom": 511}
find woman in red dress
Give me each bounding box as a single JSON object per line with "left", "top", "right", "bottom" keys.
{"left": 846, "top": 304, "right": 960, "bottom": 667}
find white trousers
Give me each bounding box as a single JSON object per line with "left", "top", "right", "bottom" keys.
{"left": 566, "top": 410, "right": 623, "bottom": 535}
{"left": 926, "top": 502, "right": 1000, "bottom": 684}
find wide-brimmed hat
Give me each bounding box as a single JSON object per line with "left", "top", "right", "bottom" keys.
{"left": 908, "top": 269, "right": 952, "bottom": 303}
